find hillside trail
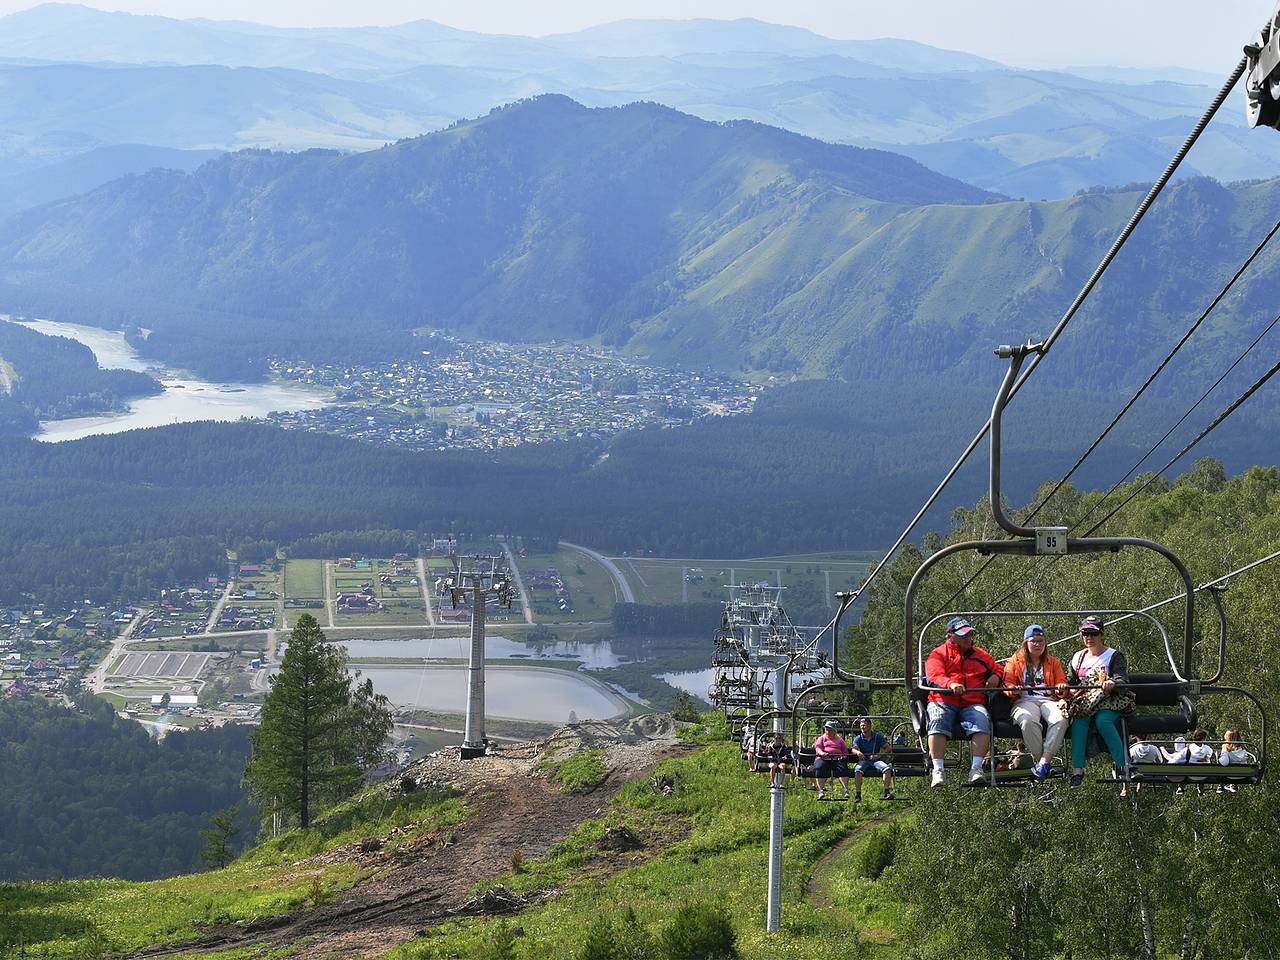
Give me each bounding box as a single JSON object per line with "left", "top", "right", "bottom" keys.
{"left": 123, "top": 717, "right": 687, "bottom": 960}
{"left": 805, "top": 807, "right": 910, "bottom": 911}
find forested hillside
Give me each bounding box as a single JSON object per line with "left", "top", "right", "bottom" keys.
{"left": 837, "top": 460, "right": 1280, "bottom": 958}
{"left": 0, "top": 362, "right": 1270, "bottom": 604}
{"left": 0, "top": 320, "right": 161, "bottom": 431}
{"left": 2, "top": 98, "right": 1279, "bottom": 394}
{"left": 0, "top": 695, "right": 253, "bottom": 881}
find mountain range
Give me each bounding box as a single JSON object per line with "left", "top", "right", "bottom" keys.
{"left": 2, "top": 94, "right": 1279, "bottom": 402}
{"left": 0, "top": 4, "right": 1276, "bottom": 207}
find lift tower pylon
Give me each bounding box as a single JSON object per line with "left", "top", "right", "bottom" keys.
{"left": 440, "top": 554, "right": 515, "bottom": 760}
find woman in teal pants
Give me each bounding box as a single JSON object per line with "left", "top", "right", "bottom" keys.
{"left": 1064, "top": 616, "right": 1133, "bottom": 787}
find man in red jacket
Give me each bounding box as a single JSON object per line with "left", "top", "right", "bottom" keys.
{"left": 924, "top": 617, "right": 1004, "bottom": 787}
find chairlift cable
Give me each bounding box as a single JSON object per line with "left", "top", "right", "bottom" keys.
{"left": 1080, "top": 353, "right": 1280, "bottom": 536}
{"left": 1041, "top": 546, "right": 1280, "bottom": 649}
{"left": 845, "top": 58, "right": 1247, "bottom": 611}
{"left": 953, "top": 308, "right": 1280, "bottom": 613}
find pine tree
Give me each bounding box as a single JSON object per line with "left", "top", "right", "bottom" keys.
{"left": 244, "top": 614, "right": 389, "bottom": 829}
{"left": 199, "top": 806, "right": 242, "bottom": 869}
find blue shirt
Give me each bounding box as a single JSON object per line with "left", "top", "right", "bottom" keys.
{"left": 853, "top": 731, "right": 887, "bottom": 757}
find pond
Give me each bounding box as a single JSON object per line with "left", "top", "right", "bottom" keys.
{"left": 354, "top": 664, "right": 629, "bottom": 723}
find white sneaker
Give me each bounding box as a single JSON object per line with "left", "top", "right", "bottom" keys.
{"left": 968, "top": 769, "right": 986, "bottom": 784}
{"left": 930, "top": 768, "right": 945, "bottom": 788}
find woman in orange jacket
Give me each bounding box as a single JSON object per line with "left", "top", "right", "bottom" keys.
{"left": 1002, "top": 624, "right": 1069, "bottom": 780}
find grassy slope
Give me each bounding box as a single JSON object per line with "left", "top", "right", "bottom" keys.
{"left": 0, "top": 721, "right": 917, "bottom": 959}
{"left": 390, "top": 728, "right": 911, "bottom": 960}
{"left": 0, "top": 786, "right": 466, "bottom": 958}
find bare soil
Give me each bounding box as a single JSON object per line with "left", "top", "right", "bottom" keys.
{"left": 122, "top": 717, "right": 688, "bottom": 960}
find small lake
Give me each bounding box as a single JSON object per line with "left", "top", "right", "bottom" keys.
{"left": 8, "top": 318, "right": 330, "bottom": 441}
{"left": 355, "top": 664, "right": 629, "bottom": 723}
{"left": 660, "top": 668, "right": 715, "bottom": 698}
{"left": 336, "top": 635, "right": 629, "bottom": 668}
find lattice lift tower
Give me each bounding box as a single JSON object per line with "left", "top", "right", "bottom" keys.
{"left": 438, "top": 554, "right": 515, "bottom": 760}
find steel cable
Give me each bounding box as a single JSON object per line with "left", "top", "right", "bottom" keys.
{"left": 843, "top": 58, "right": 1248, "bottom": 612}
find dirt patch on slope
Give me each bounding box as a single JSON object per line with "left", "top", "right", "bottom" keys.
{"left": 123, "top": 717, "right": 687, "bottom": 960}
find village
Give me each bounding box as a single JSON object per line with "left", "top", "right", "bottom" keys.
{"left": 265, "top": 336, "right": 758, "bottom": 450}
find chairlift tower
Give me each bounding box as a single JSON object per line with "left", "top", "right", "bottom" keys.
{"left": 710, "top": 582, "right": 827, "bottom": 725}
{"left": 439, "top": 554, "right": 515, "bottom": 760}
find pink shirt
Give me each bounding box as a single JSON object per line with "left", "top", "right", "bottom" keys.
{"left": 813, "top": 733, "right": 849, "bottom": 758}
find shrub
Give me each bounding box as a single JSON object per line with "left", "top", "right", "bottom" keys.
{"left": 856, "top": 822, "right": 900, "bottom": 880}
{"left": 657, "top": 903, "right": 739, "bottom": 960}
{"left": 671, "top": 690, "right": 701, "bottom": 723}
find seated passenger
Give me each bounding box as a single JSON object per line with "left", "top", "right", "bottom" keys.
{"left": 1065, "top": 616, "right": 1135, "bottom": 788}
{"left": 924, "top": 617, "right": 1005, "bottom": 787}
{"left": 760, "top": 731, "right": 793, "bottom": 787}
{"left": 1129, "top": 732, "right": 1164, "bottom": 765}
{"left": 741, "top": 724, "right": 758, "bottom": 763}
{"left": 851, "top": 717, "right": 894, "bottom": 801}
{"left": 1219, "top": 729, "right": 1250, "bottom": 793}
{"left": 1124, "top": 733, "right": 1163, "bottom": 796}
{"left": 1220, "top": 729, "right": 1251, "bottom": 765}
{"left": 812, "top": 719, "right": 851, "bottom": 800}
{"left": 1002, "top": 624, "right": 1069, "bottom": 780}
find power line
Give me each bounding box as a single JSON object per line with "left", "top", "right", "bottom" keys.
{"left": 846, "top": 58, "right": 1247, "bottom": 610}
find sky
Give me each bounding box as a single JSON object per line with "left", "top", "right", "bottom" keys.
{"left": 0, "top": 0, "right": 1266, "bottom": 72}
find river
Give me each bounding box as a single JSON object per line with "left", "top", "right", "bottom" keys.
{"left": 8, "top": 318, "right": 330, "bottom": 441}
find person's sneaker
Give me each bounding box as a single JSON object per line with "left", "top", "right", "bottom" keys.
{"left": 853, "top": 792, "right": 861, "bottom": 803}
{"left": 881, "top": 789, "right": 892, "bottom": 801}
{"left": 1069, "top": 772, "right": 1084, "bottom": 787}
{"left": 816, "top": 789, "right": 825, "bottom": 800}
{"left": 968, "top": 769, "right": 986, "bottom": 785}
{"left": 1225, "top": 784, "right": 1238, "bottom": 793}
{"left": 1175, "top": 786, "right": 1185, "bottom": 795}
{"left": 930, "top": 768, "right": 945, "bottom": 788}
{"left": 1032, "top": 760, "right": 1051, "bottom": 780}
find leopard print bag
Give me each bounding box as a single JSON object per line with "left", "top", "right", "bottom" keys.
{"left": 1063, "top": 665, "right": 1136, "bottom": 719}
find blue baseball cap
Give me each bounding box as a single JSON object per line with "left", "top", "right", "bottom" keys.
{"left": 946, "top": 617, "right": 975, "bottom": 637}
{"left": 1024, "top": 624, "right": 1045, "bottom": 639}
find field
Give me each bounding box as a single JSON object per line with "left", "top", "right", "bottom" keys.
{"left": 615, "top": 551, "right": 879, "bottom": 625}
{"left": 516, "top": 548, "right": 617, "bottom": 623}
{"left": 283, "top": 559, "right": 325, "bottom": 599}
{"left": 330, "top": 558, "right": 427, "bottom": 626}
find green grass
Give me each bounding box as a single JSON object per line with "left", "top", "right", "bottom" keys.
{"left": 537, "top": 748, "right": 608, "bottom": 793}
{"left": 518, "top": 548, "right": 617, "bottom": 623}
{"left": 389, "top": 734, "right": 901, "bottom": 960}
{"left": 95, "top": 691, "right": 126, "bottom": 709}
{"left": 0, "top": 784, "right": 466, "bottom": 959}
{"left": 284, "top": 559, "right": 325, "bottom": 599}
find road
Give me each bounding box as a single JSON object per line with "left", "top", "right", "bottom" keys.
{"left": 416, "top": 558, "right": 437, "bottom": 626}
{"left": 561, "top": 540, "right": 635, "bottom": 603}
{"left": 324, "top": 560, "right": 336, "bottom": 627}
{"left": 205, "top": 579, "right": 235, "bottom": 634}
{"left": 500, "top": 542, "right": 535, "bottom": 624}
{"left": 87, "top": 609, "right": 148, "bottom": 693}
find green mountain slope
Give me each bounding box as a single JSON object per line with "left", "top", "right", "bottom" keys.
{"left": 0, "top": 96, "right": 996, "bottom": 377}
{"left": 2, "top": 97, "right": 1279, "bottom": 391}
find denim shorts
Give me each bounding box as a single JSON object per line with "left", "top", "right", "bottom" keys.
{"left": 812, "top": 756, "right": 848, "bottom": 778}
{"left": 927, "top": 702, "right": 992, "bottom": 738}
{"left": 854, "top": 759, "right": 891, "bottom": 775}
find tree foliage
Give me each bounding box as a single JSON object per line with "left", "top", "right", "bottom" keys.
{"left": 244, "top": 614, "right": 392, "bottom": 829}
{"left": 858, "top": 460, "right": 1280, "bottom": 959}
{"left": 0, "top": 695, "right": 252, "bottom": 881}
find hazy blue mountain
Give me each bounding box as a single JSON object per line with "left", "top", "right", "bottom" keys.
{"left": 0, "top": 6, "right": 1275, "bottom": 200}
{"left": 0, "top": 96, "right": 994, "bottom": 376}
{"left": 1, "top": 96, "right": 1278, "bottom": 400}
{"left": 539, "top": 18, "right": 1001, "bottom": 71}
{"left": 0, "top": 143, "right": 220, "bottom": 220}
